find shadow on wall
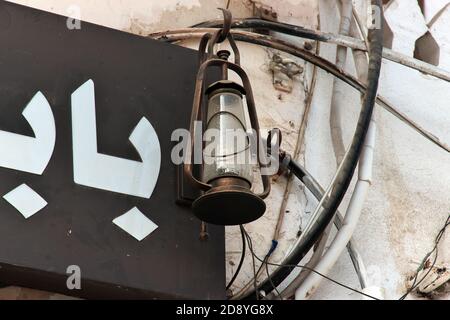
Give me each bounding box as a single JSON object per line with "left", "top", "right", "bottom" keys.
{"left": 384, "top": 0, "right": 446, "bottom": 66}
{"left": 418, "top": 0, "right": 450, "bottom": 23}
{"left": 414, "top": 31, "right": 440, "bottom": 66}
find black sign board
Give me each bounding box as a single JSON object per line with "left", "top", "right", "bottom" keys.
{"left": 0, "top": 1, "right": 225, "bottom": 299}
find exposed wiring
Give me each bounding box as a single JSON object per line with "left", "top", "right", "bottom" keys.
{"left": 226, "top": 226, "right": 247, "bottom": 291}
{"left": 265, "top": 261, "right": 281, "bottom": 300}
{"left": 241, "top": 226, "right": 379, "bottom": 300}
{"left": 232, "top": 238, "right": 275, "bottom": 300}
{"left": 261, "top": 29, "right": 321, "bottom": 299}
{"left": 287, "top": 159, "right": 369, "bottom": 291}
{"left": 399, "top": 214, "right": 450, "bottom": 300}
{"left": 241, "top": 225, "right": 260, "bottom": 301}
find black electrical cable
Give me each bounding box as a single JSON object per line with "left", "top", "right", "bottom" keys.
{"left": 226, "top": 226, "right": 247, "bottom": 291}
{"left": 241, "top": 245, "right": 276, "bottom": 299}
{"left": 241, "top": 0, "right": 384, "bottom": 299}
{"left": 242, "top": 225, "right": 259, "bottom": 300}
{"left": 241, "top": 226, "right": 379, "bottom": 300}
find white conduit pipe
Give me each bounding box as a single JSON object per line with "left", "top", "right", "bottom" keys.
{"left": 295, "top": 119, "right": 378, "bottom": 300}
{"left": 330, "top": 0, "right": 353, "bottom": 164}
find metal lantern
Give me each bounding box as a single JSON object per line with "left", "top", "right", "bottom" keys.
{"left": 184, "top": 9, "right": 271, "bottom": 226}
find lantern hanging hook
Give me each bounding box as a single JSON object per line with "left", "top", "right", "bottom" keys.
{"left": 217, "top": 8, "right": 232, "bottom": 43}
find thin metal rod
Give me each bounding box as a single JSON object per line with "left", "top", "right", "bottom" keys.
{"left": 148, "top": 29, "right": 450, "bottom": 153}
{"left": 187, "top": 18, "right": 450, "bottom": 83}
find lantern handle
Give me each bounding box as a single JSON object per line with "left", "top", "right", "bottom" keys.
{"left": 217, "top": 8, "right": 232, "bottom": 43}
{"left": 199, "top": 9, "right": 241, "bottom": 66}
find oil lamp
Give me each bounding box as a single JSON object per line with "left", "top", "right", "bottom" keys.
{"left": 184, "top": 9, "right": 271, "bottom": 226}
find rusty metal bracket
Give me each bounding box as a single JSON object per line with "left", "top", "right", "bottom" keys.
{"left": 269, "top": 53, "right": 303, "bottom": 93}
{"left": 252, "top": 2, "right": 278, "bottom": 22}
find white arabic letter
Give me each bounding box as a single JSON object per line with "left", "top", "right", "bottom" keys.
{"left": 71, "top": 80, "right": 161, "bottom": 198}
{"left": 0, "top": 92, "right": 55, "bottom": 175}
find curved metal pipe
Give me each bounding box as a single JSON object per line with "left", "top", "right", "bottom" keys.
{"left": 149, "top": 30, "right": 449, "bottom": 153}
{"left": 190, "top": 17, "right": 450, "bottom": 83}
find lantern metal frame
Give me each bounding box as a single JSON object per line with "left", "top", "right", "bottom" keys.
{"left": 183, "top": 9, "right": 271, "bottom": 225}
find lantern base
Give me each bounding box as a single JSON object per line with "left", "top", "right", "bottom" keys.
{"left": 192, "top": 178, "right": 266, "bottom": 226}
